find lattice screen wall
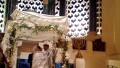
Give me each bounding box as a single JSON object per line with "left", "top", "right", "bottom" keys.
{"left": 67, "top": 0, "right": 89, "bottom": 37}
{"left": 96, "top": 0, "right": 102, "bottom": 34}
{"left": 0, "top": 0, "right": 102, "bottom": 37}
{"left": 0, "top": 0, "right": 6, "bottom": 33}
{"left": 17, "top": 0, "right": 60, "bottom": 16}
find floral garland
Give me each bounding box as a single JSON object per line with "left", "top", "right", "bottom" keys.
{"left": 9, "top": 24, "right": 16, "bottom": 47}
{"left": 62, "top": 39, "right": 69, "bottom": 68}
{"left": 6, "top": 24, "right": 17, "bottom": 68}
{"left": 16, "top": 23, "right": 63, "bottom": 36}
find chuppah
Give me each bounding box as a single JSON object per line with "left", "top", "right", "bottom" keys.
{"left": 1, "top": 9, "right": 70, "bottom": 68}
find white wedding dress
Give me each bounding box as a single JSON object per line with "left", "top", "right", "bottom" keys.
{"left": 32, "top": 51, "right": 49, "bottom": 68}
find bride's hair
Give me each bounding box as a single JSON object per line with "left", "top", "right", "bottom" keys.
{"left": 33, "top": 45, "right": 42, "bottom": 52}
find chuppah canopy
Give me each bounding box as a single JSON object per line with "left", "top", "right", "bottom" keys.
{"left": 11, "top": 9, "right": 68, "bottom": 41}
{"left": 1, "top": 9, "right": 68, "bottom": 68}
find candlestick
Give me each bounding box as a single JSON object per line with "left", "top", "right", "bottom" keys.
{"left": 76, "top": 58, "right": 85, "bottom": 68}
{"left": 72, "top": 37, "right": 86, "bottom": 58}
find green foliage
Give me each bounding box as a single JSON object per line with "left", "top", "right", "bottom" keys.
{"left": 9, "top": 24, "right": 16, "bottom": 47}
{"left": 17, "top": 23, "right": 62, "bottom": 35}
{"left": 63, "top": 40, "right": 68, "bottom": 51}
{"left": 62, "top": 40, "right": 69, "bottom": 67}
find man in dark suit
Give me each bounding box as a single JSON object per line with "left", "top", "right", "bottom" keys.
{"left": 28, "top": 53, "right": 33, "bottom": 68}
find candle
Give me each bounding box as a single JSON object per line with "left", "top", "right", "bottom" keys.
{"left": 76, "top": 58, "right": 85, "bottom": 68}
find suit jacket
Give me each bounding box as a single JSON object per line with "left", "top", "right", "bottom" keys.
{"left": 28, "top": 53, "right": 33, "bottom": 68}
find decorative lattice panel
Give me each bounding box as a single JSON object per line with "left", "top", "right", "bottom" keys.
{"left": 96, "top": 0, "right": 102, "bottom": 34}
{"left": 55, "top": 0, "right": 60, "bottom": 16}
{"left": 0, "top": 0, "right": 6, "bottom": 33}
{"left": 18, "top": 0, "right": 90, "bottom": 37}
{"left": 67, "top": 0, "right": 89, "bottom": 37}
{"left": 17, "top": 0, "right": 60, "bottom": 16}
{"left": 17, "top": 0, "right": 44, "bottom": 14}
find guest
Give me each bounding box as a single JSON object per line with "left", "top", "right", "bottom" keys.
{"left": 55, "top": 48, "right": 63, "bottom": 68}
{"left": 43, "top": 44, "right": 54, "bottom": 68}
